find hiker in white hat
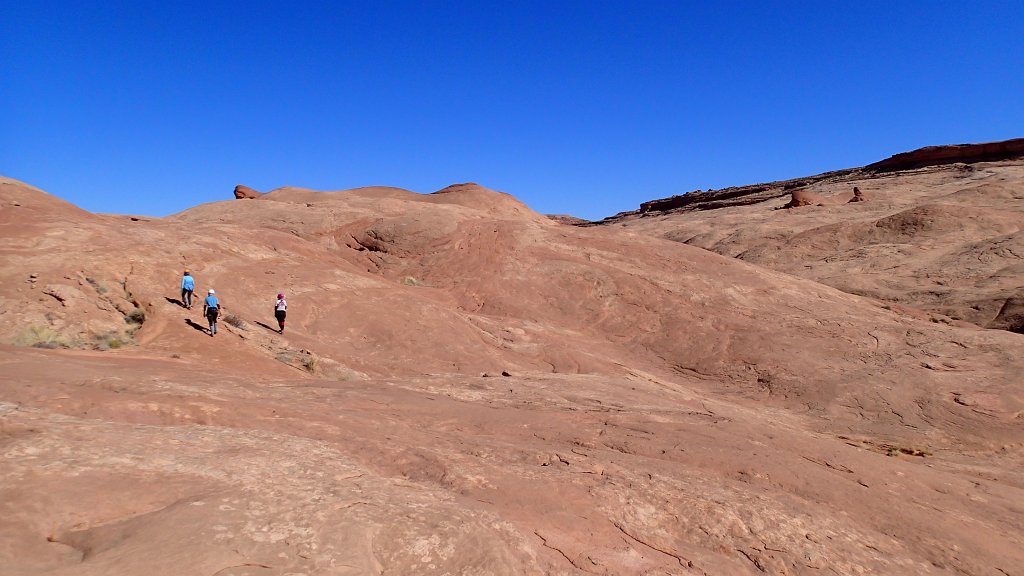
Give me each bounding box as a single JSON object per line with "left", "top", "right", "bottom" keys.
{"left": 203, "top": 288, "right": 220, "bottom": 336}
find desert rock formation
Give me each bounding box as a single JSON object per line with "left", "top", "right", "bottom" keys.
{"left": 781, "top": 189, "right": 828, "bottom": 209}
{"left": 233, "top": 184, "right": 263, "bottom": 199}
{"left": 866, "top": 138, "right": 1024, "bottom": 172}
{"left": 623, "top": 139, "right": 1023, "bottom": 218}
{"left": 602, "top": 139, "right": 1024, "bottom": 334}
{"left": 2, "top": 169, "right": 1023, "bottom": 575}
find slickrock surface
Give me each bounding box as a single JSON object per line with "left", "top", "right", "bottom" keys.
{"left": 2, "top": 172, "right": 1023, "bottom": 575}
{"left": 603, "top": 152, "right": 1024, "bottom": 332}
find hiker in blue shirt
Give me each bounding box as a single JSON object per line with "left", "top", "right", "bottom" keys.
{"left": 203, "top": 289, "right": 220, "bottom": 336}
{"left": 180, "top": 270, "right": 195, "bottom": 308}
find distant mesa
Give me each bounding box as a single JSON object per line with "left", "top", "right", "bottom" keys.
{"left": 431, "top": 182, "right": 485, "bottom": 195}
{"left": 635, "top": 181, "right": 790, "bottom": 215}
{"left": 234, "top": 184, "right": 263, "bottom": 199}
{"left": 607, "top": 137, "right": 1021, "bottom": 221}
{"left": 866, "top": 138, "right": 1024, "bottom": 172}
{"left": 547, "top": 214, "right": 590, "bottom": 225}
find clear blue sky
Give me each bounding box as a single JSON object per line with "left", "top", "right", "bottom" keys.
{"left": 2, "top": 1, "right": 1022, "bottom": 220}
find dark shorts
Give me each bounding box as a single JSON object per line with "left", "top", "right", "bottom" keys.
{"left": 275, "top": 310, "right": 286, "bottom": 322}
{"left": 206, "top": 308, "right": 219, "bottom": 322}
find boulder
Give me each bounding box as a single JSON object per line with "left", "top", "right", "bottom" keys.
{"left": 234, "top": 185, "right": 263, "bottom": 199}
{"left": 847, "top": 186, "right": 867, "bottom": 203}
{"left": 782, "top": 189, "right": 826, "bottom": 209}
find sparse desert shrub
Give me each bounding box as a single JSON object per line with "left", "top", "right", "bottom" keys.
{"left": 402, "top": 276, "right": 424, "bottom": 287}
{"left": 85, "top": 277, "right": 107, "bottom": 294}
{"left": 223, "top": 313, "right": 246, "bottom": 329}
{"left": 94, "top": 327, "right": 134, "bottom": 350}
{"left": 884, "top": 445, "right": 932, "bottom": 457}
{"left": 125, "top": 307, "right": 146, "bottom": 325}
{"left": 99, "top": 338, "right": 124, "bottom": 351}
{"left": 13, "top": 325, "right": 76, "bottom": 349}
{"left": 32, "top": 341, "right": 64, "bottom": 350}
{"left": 275, "top": 349, "right": 318, "bottom": 373}
{"left": 300, "top": 352, "right": 318, "bottom": 373}
{"left": 94, "top": 331, "right": 133, "bottom": 351}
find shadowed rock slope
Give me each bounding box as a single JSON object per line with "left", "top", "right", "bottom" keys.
{"left": 2, "top": 175, "right": 1023, "bottom": 575}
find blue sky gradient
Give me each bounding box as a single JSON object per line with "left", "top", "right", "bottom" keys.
{"left": 2, "top": 1, "right": 1022, "bottom": 220}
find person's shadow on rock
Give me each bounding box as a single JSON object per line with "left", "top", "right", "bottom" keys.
{"left": 185, "top": 318, "right": 208, "bottom": 334}
{"left": 254, "top": 321, "right": 280, "bottom": 334}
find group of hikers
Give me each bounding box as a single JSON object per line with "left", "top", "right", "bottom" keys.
{"left": 180, "top": 270, "right": 288, "bottom": 336}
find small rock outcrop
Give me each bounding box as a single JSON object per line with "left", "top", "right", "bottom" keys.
{"left": 234, "top": 185, "right": 263, "bottom": 199}
{"left": 848, "top": 187, "right": 867, "bottom": 203}
{"left": 782, "top": 189, "right": 826, "bottom": 209}
{"left": 547, "top": 214, "right": 590, "bottom": 225}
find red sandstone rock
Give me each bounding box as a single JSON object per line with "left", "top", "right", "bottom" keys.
{"left": 611, "top": 138, "right": 1021, "bottom": 219}
{"left": 866, "top": 138, "right": 1024, "bottom": 172}
{"left": 782, "top": 189, "right": 827, "bottom": 208}
{"left": 546, "top": 214, "right": 590, "bottom": 225}
{"left": 605, "top": 157, "right": 1024, "bottom": 334}
{"left": 2, "top": 172, "right": 1024, "bottom": 575}
{"left": 233, "top": 184, "right": 263, "bottom": 199}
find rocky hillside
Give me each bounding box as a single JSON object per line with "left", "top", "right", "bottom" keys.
{"left": 2, "top": 172, "right": 1023, "bottom": 575}
{"left": 600, "top": 138, "right": 1024, "bottom": 218}
{"left": 597, "top": 139, "right": 1024, "bottom": 333}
